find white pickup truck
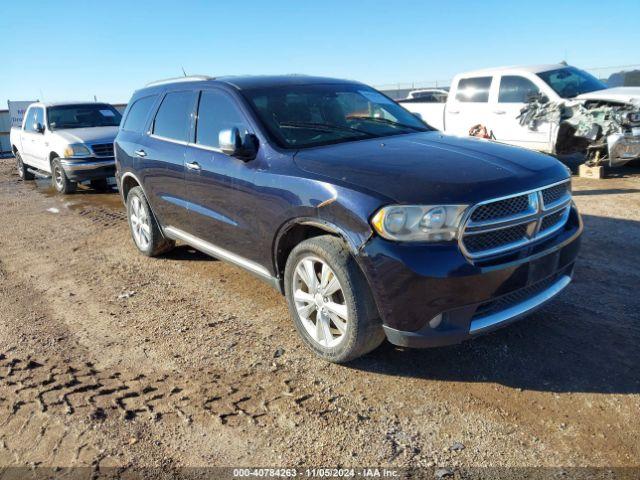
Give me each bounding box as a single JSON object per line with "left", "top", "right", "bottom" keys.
{"left": 400, "top": 64, "right": 640, "bottom": 166}
{"left": 10, "top": 102, "right": 122, "bottom": 193}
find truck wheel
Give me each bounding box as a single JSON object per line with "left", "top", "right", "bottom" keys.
{"left": 16, "top": 152, "right": 34, "bottom": 181}
{"left": 126, "top": 186, "right": 175, "bottom": 257}
{"left": 284, "top": 235, "right": 385, "bottom": 363}
{"left": 51, "top": 158, "right": 77, "bottom": 194}
{"left": 90, "top": 178, "right": 111, "bottom": 192}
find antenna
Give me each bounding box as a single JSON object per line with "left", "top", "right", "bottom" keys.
{"left": 181, "top": 66, "right": 187, "bottom": 77}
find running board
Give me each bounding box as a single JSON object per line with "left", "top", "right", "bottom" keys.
{"left": 27, "top": 168, "right": 51, "bottom": 179}
{"left": 163, "top": 225, "right": 281, "bottom": 290}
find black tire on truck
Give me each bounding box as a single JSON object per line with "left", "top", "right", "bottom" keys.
{"left": 15, "top": 152, "right": 35, "bottom": 181}
{"left": 126, "top": 186, "right": 175, "bottom": 257}
{"left": 284, "top": 235, "right": 385, "bottom": 363}
{"left": 51, "top": 157, "right": 77, "bottom": 194}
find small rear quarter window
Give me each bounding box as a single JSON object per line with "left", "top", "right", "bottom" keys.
{"left": 122, "top": 95, "right": 157, "bottom": 133}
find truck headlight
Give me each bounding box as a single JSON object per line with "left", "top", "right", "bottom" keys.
{"left": 371, "top": 205, "right": 468, "bottom": 242}
{"left": 63, "top": 144, "right": 91, "bottom": 157}
{"left": 628, "top": 112, "right": 640, "bottom": 123}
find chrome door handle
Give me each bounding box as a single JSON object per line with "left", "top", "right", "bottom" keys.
{"left": 134, "top": 149, "right": 147, "bottom": 157}
{"left": 493, "top": 110, "right": 506, "bottom": 115}
{"left": 447, "top": 110, "right": 460, "bottom": 114}
{"left": 185, "top": 161, "right": 201, "bottom": 171}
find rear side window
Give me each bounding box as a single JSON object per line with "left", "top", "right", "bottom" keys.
{"left": 195, "top": 91, "right": 249, "bottom": 148}
{"left": 122, "top": 96, "right": 156, "bottom": 133}
{"left": 455, "top": 77, "right": 492, "bottom": 102}
{"left": 498, "top": 76, "right": 540, "bottom": 103}
{"left": 153, "top": 91, "right": 195, "bottom": 142}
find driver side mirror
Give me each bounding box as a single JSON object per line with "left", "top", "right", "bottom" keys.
{"left": 219, "top": 127, "right": 259, "bottom": 161}
{"left": 526, "top": 92, "right": 549, "bottom": 104}
{"left": 413, "top": 112, "right": 423, "bottom": 120}
{"left": 33, "top": 122, "right": 45, "bottom": 133}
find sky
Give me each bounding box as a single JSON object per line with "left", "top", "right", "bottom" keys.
{"left": 3, "top": 0, "right": 640, "bottom": 106}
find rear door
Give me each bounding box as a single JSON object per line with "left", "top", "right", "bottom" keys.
{"left": 139, "top": 90, "right": 197, "bottom": 229}
{"left": 491, "top": 75, "right": 551, "bottom": 151}
{"left": 445, "top": 76, "right": 494, "bottom": 136}
{"left": 183, "top": 88, "right": 258, "bottom": 257}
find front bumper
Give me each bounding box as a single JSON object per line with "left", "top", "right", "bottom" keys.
{"left": 607, "top": 133, "right": 640, "bottom": 166}
{"left": 59, "top": 157, "right": 115, "bottom": 181}
{"left": 357, "top": 205, "right": 582, "bottom": 348}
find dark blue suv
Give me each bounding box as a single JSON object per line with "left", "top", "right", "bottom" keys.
{"left": 115, "top": 75, "right": 582, "bottom": 363}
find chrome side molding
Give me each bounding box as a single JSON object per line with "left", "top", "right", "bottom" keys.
{"left": 163, "top": 226, "right": 273, "bottom": 280}
{"left": 469, "top": 275, "right": 571, "bottom": 335}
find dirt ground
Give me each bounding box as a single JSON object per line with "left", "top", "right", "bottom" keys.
{"left": 0, "top": 157, "right": 638, "bottom": 477}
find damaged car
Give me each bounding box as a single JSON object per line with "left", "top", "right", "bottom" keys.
{"left": 401, "top": 64, "right": 640, "bottom": 166}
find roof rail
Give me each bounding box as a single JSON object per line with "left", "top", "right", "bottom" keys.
{"left": 145, "top": 75, "right": 214, "bottom": 87}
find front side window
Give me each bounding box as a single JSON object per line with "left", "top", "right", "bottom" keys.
{"left": 122, "top": 96, "right": 157, "bottom": 133}
{"left": 152, "top": 91, "right": 195, "bottom": 142}
{"left": 455, "top": 77, "right": 492, "bottom": 103}
{"left": 23, "top": 107, "right": 38, "bottom": 131}
{"left": 47, "top": 104, "right": 122, "bottom": 130}
{"left": 242, "top": 83, "right": 430, "bottom": 149}
{"left": 498, "top": 76, "right": 540, "bottom": 103}
{"left": 537, "top": 67, "right": 606, "bottom": 99}
{"left": 196, "top": 90, "right": 249, "bottom": 148}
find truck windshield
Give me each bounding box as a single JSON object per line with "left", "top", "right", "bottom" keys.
{"left": 537, "top": 67, "right": 607, "bottom": 99}
{"left": 47, "top": 104, "right": 122, "bottom": 130}
{"left": 242, "top": 84, "right": 431, "bottom": 149}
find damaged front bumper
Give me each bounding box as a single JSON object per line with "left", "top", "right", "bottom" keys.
{"left": 608, "top": 133, "right": 640, "bottom": 166}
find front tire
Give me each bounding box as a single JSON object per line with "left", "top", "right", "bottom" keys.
{"left": 16, "top": 152, "right": 34, "bottom": 181}
{"left": 284, "top": 235, "right": 385, "bottom": 363}
{"left": 126, "top": 186, "right": 175, "bottom": 257}
{"left": 51, "top": 158, "right": 77, "bottom": 194}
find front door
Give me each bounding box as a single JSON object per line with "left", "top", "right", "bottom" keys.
{"left": 184, "top": 89, "right": 258, "bottom": 260}
{"left": 22, "top": 106, "right": 48, "bottom": 170}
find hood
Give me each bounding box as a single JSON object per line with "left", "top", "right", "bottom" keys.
{"left": 293, "top": 132, "right": 569, "bottom": 205}
{"left": 53, "top": 126, "right": 119, "bottom": 145}
{"left": 576, "top": 87, "right": 640, "bottom": 105}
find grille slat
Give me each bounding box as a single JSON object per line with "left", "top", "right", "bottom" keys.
{"left": 91, "top": 143, "right": 114, "bottom": 157}
{"left": 461, "top": 181, "right": 571, "bottom": 259}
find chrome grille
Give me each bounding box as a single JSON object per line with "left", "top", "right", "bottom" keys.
{"left": 464, "top": 224, "right": 528, "bottom": 254}
{"left": 541, "top": 182, "right": 569, "bottom": 207}
{"left": 91, "top": 143, "right": 114, "bottom": 157}
{"left": 470, "top": 195, "right": 529, "bottom": 222}
{"left": 460, "top": 180, "right": 572, "bottom": 259}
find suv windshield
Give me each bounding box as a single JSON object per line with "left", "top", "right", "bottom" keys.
{"left": 242, "top": 83, "right": 431, "bottom": 148}
{"left": 47, "top": 104, "right": 122, "bottom": 130}
{"left": 537, "top": 67, "right": 607, "bottom": 99}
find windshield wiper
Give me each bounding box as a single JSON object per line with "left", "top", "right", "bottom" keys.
{"left": 279, "top": 121, "right": 375, "bottom": 137}
{"left": 347, "top": 116, "right": 426, "bottom": 131}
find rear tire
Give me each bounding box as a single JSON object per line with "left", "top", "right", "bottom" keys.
{"left": 284, "top": 235, "right": 385, "bottom": 363}
{"left": 15, "top": 152, "right": 34, "bottom": 181}
{"left": 51, "top": 158, "right": 77, "bottom": 194}
{"left": 126, "top": 186, "right": 175, "bottom": 256}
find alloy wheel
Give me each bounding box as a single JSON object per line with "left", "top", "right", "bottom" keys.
{"left": 130, "top": 196, "right": 151, "bottom": 250}
{"left": 292, "top": 256, "right": 348, "bottom": 348}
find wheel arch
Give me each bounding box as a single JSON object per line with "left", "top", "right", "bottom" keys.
{"left": 273, "top": 218, "right": 360, "bottom": 293}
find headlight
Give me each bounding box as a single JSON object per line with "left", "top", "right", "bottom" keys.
{"left": 371, "top": 205, "right": 468, "bottom": 242}
{"left": 628, "top": 112, "right": 640, "bottom": 123}
{"left": 63, "top": 144, "right": 91, "bottom": 157}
